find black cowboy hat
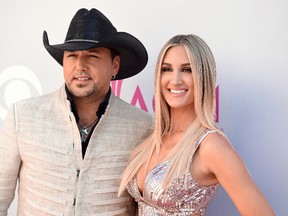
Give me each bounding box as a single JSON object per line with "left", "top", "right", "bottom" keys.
{"left": 43, "top": 8, "right": 148, "bottom": 80}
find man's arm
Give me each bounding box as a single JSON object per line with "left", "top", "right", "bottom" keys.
{"left": 0, "top": 105, "right": 21, "bottom": 215}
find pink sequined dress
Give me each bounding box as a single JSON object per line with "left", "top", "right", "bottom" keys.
{"left": 126, "top": 130, "right": 220, "bottom": 216}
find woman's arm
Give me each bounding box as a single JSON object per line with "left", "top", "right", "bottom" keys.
{"left": 201, "top": 133, "right": 275, "bottom": 216}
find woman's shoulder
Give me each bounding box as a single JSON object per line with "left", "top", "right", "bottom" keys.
{"left": 198, "top": 130, "right": 233, "bottom": 155}
{"left": 196, "top": 130, "right": 237, "bottom": 178}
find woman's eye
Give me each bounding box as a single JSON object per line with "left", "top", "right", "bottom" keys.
{"left": 181, "top": 67, "right": 192, "bottom": 72}
{"left": 161, "top": 67, "right": 172, "bottom": 72}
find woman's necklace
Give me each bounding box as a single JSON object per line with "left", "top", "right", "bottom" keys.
{"left": 78, "top": 118, "right": 98, "bottom": 142}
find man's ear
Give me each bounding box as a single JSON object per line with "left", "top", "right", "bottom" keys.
{"left": 112, "top": 55, "right": 120, "bottom": 78}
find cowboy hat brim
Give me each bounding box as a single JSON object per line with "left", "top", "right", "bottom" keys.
{"left": 43, "top": 30, "right": 148, "bottom": 80}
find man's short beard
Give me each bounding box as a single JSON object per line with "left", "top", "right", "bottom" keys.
{"left": 68, "top": 84, "right": 95, "bottom": 98}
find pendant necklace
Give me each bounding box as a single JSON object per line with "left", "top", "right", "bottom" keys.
{"left": 78, "top": 118, "right": 98, "bottom": 142}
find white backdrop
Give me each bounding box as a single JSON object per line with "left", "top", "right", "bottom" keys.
{"left": 1, "top": 0, "right": 287, "bottom": 215}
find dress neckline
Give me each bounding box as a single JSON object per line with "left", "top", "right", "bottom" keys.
{"left": 136, "top": 160, "right": 169, "bottom": 196}
{"left": 134, "top": 130, "right": 219, "bottom": 198}
{"left": 134, "top": 160, "right": 219, "bottom": 199}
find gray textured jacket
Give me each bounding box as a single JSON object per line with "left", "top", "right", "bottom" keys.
{"left": 0, "top": 85, "right": 153, "bottom": 216}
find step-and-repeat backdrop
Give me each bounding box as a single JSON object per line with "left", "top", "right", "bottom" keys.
{"left": 1, "top": 0, "right": 287, "bottom": 215}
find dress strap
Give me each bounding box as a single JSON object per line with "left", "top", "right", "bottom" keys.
{"left": 194, "top": 130, "right": 217, "bottom": 151}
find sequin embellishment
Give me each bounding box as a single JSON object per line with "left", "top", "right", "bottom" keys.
{"left": 127, "top": 160, "right": 219, "bottom": 216}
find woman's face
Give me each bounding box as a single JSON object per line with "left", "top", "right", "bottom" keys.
{"left": 160, "top": 45, "right": 195, "bottom": 111}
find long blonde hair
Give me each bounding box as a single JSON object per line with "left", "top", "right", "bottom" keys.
{"left": 119, "top": 34, "right": 223, "bottom": 195}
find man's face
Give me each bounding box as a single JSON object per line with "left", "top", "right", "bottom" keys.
{"left": 63, "top": 47, "right": 120, "bottom": 100}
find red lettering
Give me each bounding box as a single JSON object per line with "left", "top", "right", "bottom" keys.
{"left": 131, "top": 85, "right": 148, "bottom": 112}
{"left": 111, "top": 80, "right": 123, "bottom": 97}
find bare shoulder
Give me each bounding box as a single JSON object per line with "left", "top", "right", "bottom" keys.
{"left": 196, "top": 131, "right": 275, "bottom": 215}
{"left": 198, "top": 131, "right": 239, "bottom": 164}
{"left": 200, "top": 132, "right": 233, "bottom": 152}
{"left": 192, "top": 131, "right": 236, "bottom": 185}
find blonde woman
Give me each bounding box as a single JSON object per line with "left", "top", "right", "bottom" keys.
{"left": 119, "top": 34, "right": 275, "bottom": 215}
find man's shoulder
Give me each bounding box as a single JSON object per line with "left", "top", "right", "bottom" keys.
{"left": 110, "top": 95, "right": 148, "bottom": 112}
{"left": 110, "top": 95, "right": 153, "bottom": 120}
{"left": 15, "top": 88, "right": 63, "bottom": 109}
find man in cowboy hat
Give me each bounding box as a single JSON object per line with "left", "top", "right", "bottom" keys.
{"left": 0, "top": 8, "right": 153, "bottom": 215}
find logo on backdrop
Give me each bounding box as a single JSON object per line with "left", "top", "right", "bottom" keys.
{"left": 0, "top": 65, "right": 43, "bottom": 122}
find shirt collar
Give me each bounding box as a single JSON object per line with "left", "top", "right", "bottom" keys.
{"left": 65, "top": 85, "right": 111, "bottom": 122}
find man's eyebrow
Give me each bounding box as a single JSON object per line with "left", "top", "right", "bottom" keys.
{"left": 87, "top": 49, "right": 101, "bottom": 53}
